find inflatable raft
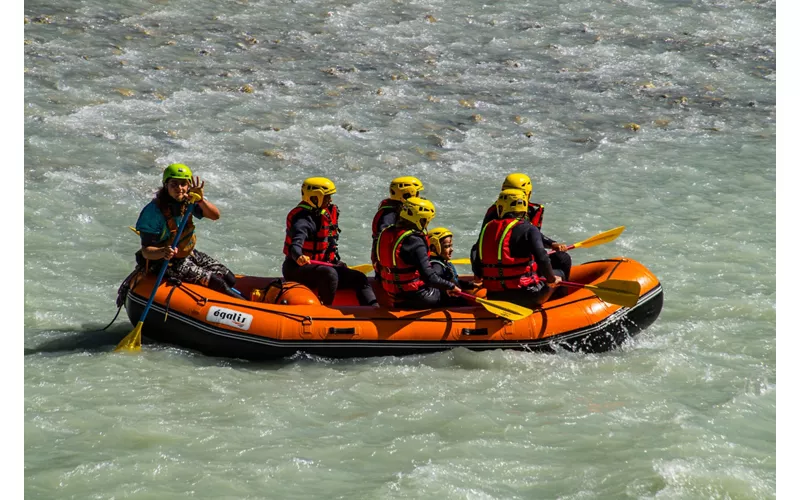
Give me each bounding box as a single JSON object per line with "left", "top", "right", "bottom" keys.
{"left": 122, "top": 257, "right": 663, "bottom": 360}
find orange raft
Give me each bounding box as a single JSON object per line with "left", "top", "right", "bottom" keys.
{"left": 123, "top": 257, "right": 663, "bottom": 360}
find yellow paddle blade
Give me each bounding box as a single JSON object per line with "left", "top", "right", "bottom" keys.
{"left": 473, "top": 297, "right": 534, "bottom": 321}
{"left": 585, "top": 279, "right": 641, "bottom": 308}
{"left": 573, "top": 226, "right": 625, "bottom": 249}
{"left": 128, "top": 226, "right": 140, "bottom": 235}
{"left": 114, "top": 322, "right": 143, "bottom": 352}
{"left": 450, "top": 258, "right": 471, "bottom": 265}
{"left": 349, "top": 263, "right": 374, "bottom": 274}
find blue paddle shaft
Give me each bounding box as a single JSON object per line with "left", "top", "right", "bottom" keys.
{"left": 136, "top": 202, "right": 197, "bottom": 323}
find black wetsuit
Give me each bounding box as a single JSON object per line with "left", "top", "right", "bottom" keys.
{"left": 282, "top": 208, "right": 378, "bottom": 306}
{"left": 390, "top": 231, "right": 456, "bottom": 309}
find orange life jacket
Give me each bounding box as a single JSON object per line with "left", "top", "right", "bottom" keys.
{"left": 376, "top": 225, "right": 426, "bottom": 297}
{"left": 478, "top": 217, "right": 541, "bottom": 291}
{"left": 157, "top": 199, "right": 196, "bottom": 258}
{"left": 282, "top": 203, "right": 339, "bottom": 262}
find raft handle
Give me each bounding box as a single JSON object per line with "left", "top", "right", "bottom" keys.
{"left": 461, "top": 328, "right": 489, "bottom": 336}
{"left": 327, "top": 327, "right": 356, "bottom": 335}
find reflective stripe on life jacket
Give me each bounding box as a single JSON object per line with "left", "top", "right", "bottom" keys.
{"left": 484, "top": 202, "right": 545, "bottom": 229}
{"left": 157, "top": 199, "right": 196, "bottom": 259}
{"left": 283, "top": 203, "right": 339, "bottom": 262}
{"left": 371, "top": 199, "right": 402, "bottom": 267}
{"left": 376, "top": 225, "right": 425, "bottom": 297}
{"left": 477, "top": 218, "right": 540, "bottom": 291}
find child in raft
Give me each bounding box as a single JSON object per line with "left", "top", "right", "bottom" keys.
{"left": 428, "top": 227, "right": 485, "bottom": 305}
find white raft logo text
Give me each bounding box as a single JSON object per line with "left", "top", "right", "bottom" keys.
{"left": 206, "top": 306, "right": 253, "bottom": 331}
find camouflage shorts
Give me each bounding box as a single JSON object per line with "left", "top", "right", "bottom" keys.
{"left": 165, "top": 250, "right": 232, "bottom": 287}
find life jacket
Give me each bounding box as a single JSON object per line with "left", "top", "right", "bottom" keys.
{"left": 283, "top": 203, "right": 339, "bottom": 262}
{"left": 484, "top": 203, "right": 545, "bottom": 229}
{"left": 371, "top": 199, "right": 402, "bottom": 238}
{"left": 430, "top": 256, "right": 457, "bottom": 283}
{"left": 477, "top": 217, "right": 541, "bottom": 291}
{"left": 371, "top": 199, "right": 402, "bottom": 268}
{"left": 156, "top": 198, "right": 196, "bottom": 258}
{"left": 376, "top": 225, "right": 427, "bottom": 298}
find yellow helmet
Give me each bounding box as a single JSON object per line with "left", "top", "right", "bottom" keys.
{"left": 501, "top": 173, "right": 532, "bottom": 200}
{"left": 301, "top": 177, "right": 336, "bottom": 208}
{"left": 389, "top": 176, "right": 425, "bottom": 201}
{"left": 399, "top": 196, "right": 436, "bottom": 231}
{"left": 496, "top": 188, "right": 528, "bottom": 218}
{"left": 428, "top": 227, "right": 454, "bottom": 256}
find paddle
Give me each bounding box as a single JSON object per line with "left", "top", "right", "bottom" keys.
{"left": 452, "top": 291, "right": 534, "bottom": 321}
{"left": 548, "top": 225, "right": 625, "bottom": 254}
{"left": 559, "top": 279, "right": 641, "bottom": 308}
{"left": 114, "top": 193, "right": 202, "bottom": 352}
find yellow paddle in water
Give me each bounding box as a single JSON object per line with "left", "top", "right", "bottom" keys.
{"left": 452, "top": 291, "right": 534, "bottom": 321}
{"left": 449, "top": 226, "right": 627, "bottom": 266}
{"left": 115, "top": 193, "right": 202, "bottom": 352}
{"left": 559, "top": 279, "right": 641, "bottom": 308}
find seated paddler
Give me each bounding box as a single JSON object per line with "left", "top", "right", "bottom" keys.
{"left": 428, "top": 227, "right": 484, "bottom": 305}
{"left": 480, "top": 172, "right": 572, "bottom": 281}
{"left": 282, "top": 177, "right": 379, "bottom": 307}
{"left": 375, "top": 197, "right": 462, "bottom": 309}
{"left": 135, "top": 163, "right": 242, "bottom": 298}
{"left": 370, "top": 176, "right": 425, "bottom": 280}
{"left": 471, "top": 188, "right": 562, "bottom": 308}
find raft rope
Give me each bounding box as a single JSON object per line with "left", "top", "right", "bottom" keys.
{"left": 130, "top": 276, "right": 494, "bottom": 325}
{"left": 99, "top": 269, "right": 143, "bottom": 331}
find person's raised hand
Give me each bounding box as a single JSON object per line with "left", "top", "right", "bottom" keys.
{"left": 189, "top": 176, "right": 205, "bottom": 201}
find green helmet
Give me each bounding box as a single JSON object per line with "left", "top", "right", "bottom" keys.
{"left": 162, "top": 163, "right": 193, "bottom": 184}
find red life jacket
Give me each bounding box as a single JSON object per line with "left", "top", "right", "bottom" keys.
{"left": 371, "top": 199, "right": 403, "bottom": 270}
{"left": 484, "top": 202, "right": 545, "bottom": 229}
{"left": 478, "top": 217, "right": 541, "bottom": 291}
{"left": 156, "top": 198, "right": 196, "bottom": 258}
{"left": 376, "top": 225, "right": 426, "bottom": 298}
{"left": 283, "top": 203, "right": 339, "bottom": 262}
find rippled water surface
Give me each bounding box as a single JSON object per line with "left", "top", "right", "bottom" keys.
{"left": 24, "top": 0, "right": 776, "bottom": 498}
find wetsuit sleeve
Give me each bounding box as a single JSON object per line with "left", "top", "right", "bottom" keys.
{"left": 140, "top": 233, "right": 161, "bottom": 247}
{"left": 470, "top": 242, "right": 482, "bottom": 277}
{"left": 540, "top": 233, "right": 555, "bottom": 248}
{"left": 430, "top": 261, "right": 447, "bottom": 280}
{"left": 402, "top": 236, "right": 455, "bottom": 290}
{"left": 287, "top": 213, "right": 317, "bottom": 261}
{"left": 512, "top": 223, "right": 556, "bottom": 281}
{"left": 192, "top": 204, "right": 204, "bottom": 220}
{"left": 377, "top": 211, "right": 398, "bottom": 235}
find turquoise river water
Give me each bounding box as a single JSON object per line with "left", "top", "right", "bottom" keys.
{"left": 23, "top": 0, "right": 781, "bottom": 498}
